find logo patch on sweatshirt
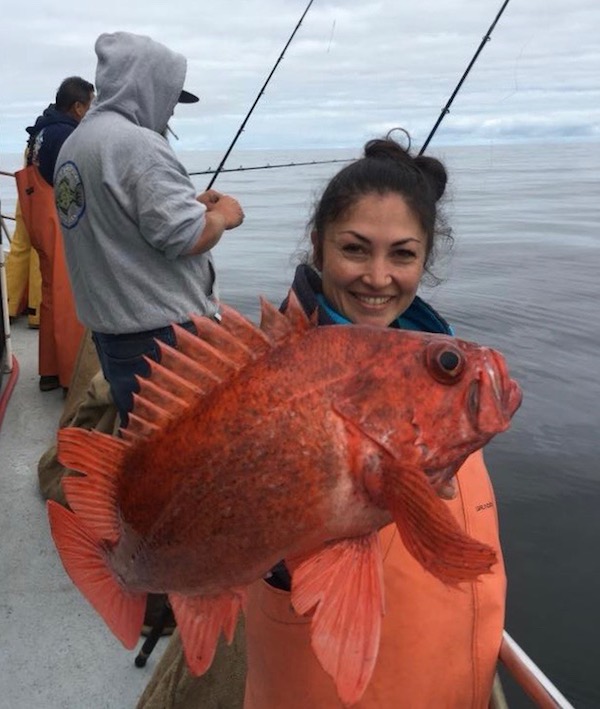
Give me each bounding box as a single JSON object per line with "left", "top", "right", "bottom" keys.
{"left": 55, "top": 161, "right": 85, "bottom": 229}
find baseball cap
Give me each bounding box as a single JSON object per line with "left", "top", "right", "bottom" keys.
{"left": 178, "top": 89, "right": 199, "bottom": 103}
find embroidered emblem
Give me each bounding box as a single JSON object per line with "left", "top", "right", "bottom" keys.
{"left": 55, "top": 161, "right": 85, "bottom": 229}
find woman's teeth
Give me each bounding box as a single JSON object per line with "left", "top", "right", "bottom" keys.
{"left": 355, "top": 295, "right": 392, "bottom": 305}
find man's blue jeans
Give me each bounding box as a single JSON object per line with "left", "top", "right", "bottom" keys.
{"left": 92, "top": 321, "right": 197, "bottom": 427}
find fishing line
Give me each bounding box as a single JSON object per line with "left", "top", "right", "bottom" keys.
{"left": 192, "top": 0, "right": 512, "bottom": 179}
{"left": 206, "top": 0, "right": 315, "bottom": 189}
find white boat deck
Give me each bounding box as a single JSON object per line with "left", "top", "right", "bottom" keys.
{"left": 0, "top": 318, "right": 167, "bottom": 708}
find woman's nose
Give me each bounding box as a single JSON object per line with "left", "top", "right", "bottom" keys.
{"left": 362, "top": 258, "right": 392, "bottom": 288}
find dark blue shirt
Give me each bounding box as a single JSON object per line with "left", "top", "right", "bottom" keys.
{"left": 26, "top": 105, "right": 78, "bottom": 185}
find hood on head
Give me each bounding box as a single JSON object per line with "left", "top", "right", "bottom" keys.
{"left": 92, "top": 31, "right": 197, "bottom": 133}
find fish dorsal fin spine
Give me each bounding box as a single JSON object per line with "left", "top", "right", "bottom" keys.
{"left": 158, "top": 341, "right": 230, "bottom": 384}
{"left": 217, "top": 304, "right": 273, "bottom": 355}
{"left": 136, "top": 376, "right": 193, "bottom": 414}
{"left": 259, "top": 290, "right": 314, "bottom": 344}
{"left": 285, "top": 290, "right": 313, "bottom": 332}
{"left": 188, "top": 316, "right": 255, "bottom": 366}
{"left": 145, "top": 357, "right": 203, "bottom": 400}
{"left": 172, "top": 323, "right": 241, "bottom": 375}
{"left": 131, "top": 392, "right": 177, "bottom": 427}
{"left": 126, "top": 412, "right": 160, "bottom": 438}
{"left": 126, "top": 296, "right": 315, "bottom": 442}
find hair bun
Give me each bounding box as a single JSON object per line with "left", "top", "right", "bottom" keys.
{"left": 363, "top": 137, "right": 411, "bottom": 164}
{"left": 414, "top": 156, "right": 448, "bottom": 201}
{"left": 363, "top": 135, "right": 448, "bottom": 201}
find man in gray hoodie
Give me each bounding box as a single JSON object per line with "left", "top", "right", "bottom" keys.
{"left": 54, "top": 31, "right": 244, "bottom": 426}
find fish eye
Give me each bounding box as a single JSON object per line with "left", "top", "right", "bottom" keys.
{"left": 426, "top": 343, "right": 465, "bottom": 384}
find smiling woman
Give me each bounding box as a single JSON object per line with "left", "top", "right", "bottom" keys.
{"left": 242, "top": 134, "right": 508, "bottom": 708}
{"left": 133, "top": 133, "right": 510, "bottom": 709}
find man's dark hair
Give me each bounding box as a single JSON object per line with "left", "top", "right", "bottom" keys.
{"left": 55, "top": 76, "right": 95, "bottom": 112}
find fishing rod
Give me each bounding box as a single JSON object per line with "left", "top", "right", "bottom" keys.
{"left": 190, "top": 158, "right": 350, "bottom": 177}
{"left": 206, "top": 0, "right": 315, "bottom": 189}
{"left": 193, "top": 0, "right": 512, "bottom": 179}
{"left": 418, "top": 0, "right": 512, "bottom": 155}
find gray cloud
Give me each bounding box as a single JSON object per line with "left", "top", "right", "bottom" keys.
{"left": 1, "top": 0, "right": 599, "bottom": 156}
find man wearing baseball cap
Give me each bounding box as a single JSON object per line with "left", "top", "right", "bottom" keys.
{"left": 55, "top": 31, "right": 244, "bottom": 426}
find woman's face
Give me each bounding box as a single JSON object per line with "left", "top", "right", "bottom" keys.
{"left": 316, "top": 192, "right": 427, "bottom": 327}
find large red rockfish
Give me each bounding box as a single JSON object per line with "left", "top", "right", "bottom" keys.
{"left": 48, "top": 294, "right": 521, "bottom": 705}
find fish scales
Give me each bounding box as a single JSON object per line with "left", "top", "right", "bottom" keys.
{"left": 48, "top": 294, "right": 522, "bottom": 705}
{"left": 114, "top": 328, "right": 395, "bottom": 591}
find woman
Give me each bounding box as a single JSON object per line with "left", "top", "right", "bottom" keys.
{"left": 136, "top": 135, "right": 505, "bottom": 709}
{"left": 243, "top": 136, "right": 505, "bottom": 708}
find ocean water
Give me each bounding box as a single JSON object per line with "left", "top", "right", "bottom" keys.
{"left": 1, "top": 140, "right": 599, "bottom": 707}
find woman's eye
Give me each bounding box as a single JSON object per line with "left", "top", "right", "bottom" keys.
{"left": 342, "top": 244, "right": 367, "bottom": 256}
{"left": 392, "top": 249, "right": 416, "bottom": 260}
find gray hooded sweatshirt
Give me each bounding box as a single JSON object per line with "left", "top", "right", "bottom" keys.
{"left": 55, "top": 31, "right": 217, "bottom": 333}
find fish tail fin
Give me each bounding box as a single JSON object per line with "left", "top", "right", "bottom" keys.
{"left": 384, "top": 466, "right": 497, "bottom": 583}
{"left": 47, "top": 501, "right": 146, "bottom": 648}
{"left": 290, "top": 534, "right": 384, "bottom": 706}
{"left": 169, "top": 589, "right": 246, "bottom": 675}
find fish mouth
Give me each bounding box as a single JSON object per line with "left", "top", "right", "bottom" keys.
{"left": 470, "top": 352, "right": 523, "bottom": 433}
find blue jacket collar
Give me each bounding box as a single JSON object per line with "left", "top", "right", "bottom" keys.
{"left": 289, "top": 264, "right": 453, "bottom": 336}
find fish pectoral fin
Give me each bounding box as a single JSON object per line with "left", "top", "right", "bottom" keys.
{"left": 47, "top": 501, "right": 146, "bottom": 649}
{"left": 169, "top": 588, "right": 246, "bottom": 676}
{"left": 290, "top": 534, "right": 384, "bottom": 706}
{"left": 384, "top": 463, "right": 497, "bottom": 583}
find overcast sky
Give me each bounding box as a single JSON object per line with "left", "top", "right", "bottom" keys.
{"left": 1, "top": 0, "right": 599, "bottom": 157}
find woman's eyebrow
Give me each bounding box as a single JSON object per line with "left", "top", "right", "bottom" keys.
{"left": 339, "top": 230, "right": 421, "bottom": 247}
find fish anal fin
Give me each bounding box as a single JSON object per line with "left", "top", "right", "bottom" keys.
{"left": 47, "top": 501, "right": 145, "bottom": 649}
{"left": 170, "top": 589, "right": 246, "bottom": 676}
{"left": 290, "top": 534, "right": 384, "bottom": 706}
{"left": 384, "top": 463, "right": 497, "bottom": 583}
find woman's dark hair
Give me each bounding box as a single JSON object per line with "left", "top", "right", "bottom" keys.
{"left": 308, "top": 132, "right": 452, "bottom": 278}
{"left": 55, "top": 76, "right": 95, "bottom": 113}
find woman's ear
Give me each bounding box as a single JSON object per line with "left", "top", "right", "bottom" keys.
{"left": 310, "top": 229, "right": 323, "bottom": 271}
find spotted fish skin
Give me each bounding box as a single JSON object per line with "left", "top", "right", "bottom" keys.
{"left": 47, "top": 293, "right": 521, "bottom": 704}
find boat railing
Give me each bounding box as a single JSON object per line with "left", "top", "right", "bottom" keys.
{"left": 0, "top": 169, "right": 16, "bottom": 379}
{"left": 497, "top": 630, "right": 576, "bottom": 708}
